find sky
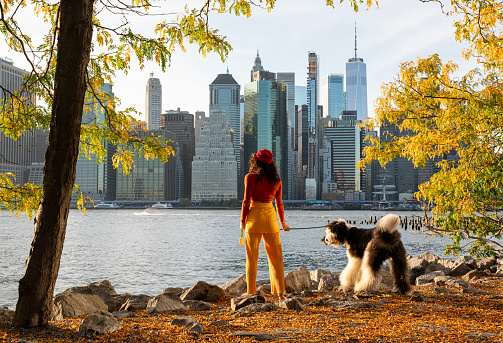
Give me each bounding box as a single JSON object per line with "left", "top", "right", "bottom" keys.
{"left": 4, "top": 0, "right": 475, "bottom": 120}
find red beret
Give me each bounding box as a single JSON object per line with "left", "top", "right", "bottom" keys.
{"left": 256, "top": 149, "right": 273, "bottom": 164}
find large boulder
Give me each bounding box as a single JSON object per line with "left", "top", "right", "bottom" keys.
{"left": 475, "top": 256, "right": 497, "bottom": 271}
{"left": 56, "top": 280, "right": 129, "bottom": 312}
{"left": 171, "top": 317, "right": 204, "bottom": 334}
{"left": 219, "top": 274, "right": 247, "bottom": 296}
{"left": 180, "top": 281, "right": 225, "bottom": 302}
{"left": 77, "top": 311, "right": 121, "bottom": 339}
{"left": 310, "top": 269, "right": 332, "bottom": 283}
{"left": 453, "top": 256, "right": 477, "bottom": 269}
{"left": 146, "top": 294, "right": 187, "bottom": 314}
{"left": 0, "top": 306, "right": 14, "bottom": 322}
{"left": 318, "top": 273, "right": 340, "bottom": 291}
{"left": 419, "top": 252, "right": 440, "bottom": 264}
{"left": 450, "top": 262, "right": 474, "bottom": 277}
{"left": 415, "top": 271, "right": 446, "bottom": 285}
{"left": 52, "top": 293, "right": 108, "bottom": 320}
{"left": 284, "top": 266, "right": 312, "bottom": 293}
{"left": 119, "top": 294, "right": 152, "bottom": 311}
{"left": 231, "top": 294, "right": 265, "bottom": 311}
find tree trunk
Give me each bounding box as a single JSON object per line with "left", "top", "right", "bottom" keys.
{"left": 13, "top": 0, "right": 94, "bottom": 328}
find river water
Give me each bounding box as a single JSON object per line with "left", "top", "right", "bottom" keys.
{"left": 0, "top": 208, "right": 453, "bottom": 308}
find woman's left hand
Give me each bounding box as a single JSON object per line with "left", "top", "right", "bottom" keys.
{"left": 240, "top": 222, "right": 246, "bottom": 231}
{"left": 281, "top": 222, "right": 290, "bottom": 232}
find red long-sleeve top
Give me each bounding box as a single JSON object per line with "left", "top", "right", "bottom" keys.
{"left": 240, "top": 173, "right": 285, "bottom": 224}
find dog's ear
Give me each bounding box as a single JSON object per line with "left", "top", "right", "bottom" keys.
{"left": 328, "top": 220, "right": 348, "bottom": 241}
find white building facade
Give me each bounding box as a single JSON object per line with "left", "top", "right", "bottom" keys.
{"left": 145, "top": 72, "right": 162, "bottom": 130}
{"left": 191, "top": 110, "right": 237, "bottom": 201}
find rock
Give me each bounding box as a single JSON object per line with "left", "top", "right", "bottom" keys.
{"left": 112, "top": 310, "right": 133, "bottom": 319}
{"left": 183, "top": 300, "right": 212, "bottom": 311}
{"left": 119, "top": 294, "right": 152, "bottom": 311}
{"left": 257, "top": 285, "right": 271, "bottom": 297}
{"left": 415, "top": 271, "right": 446, "bottom": 285}
{"left": 77, "top": 311, "right": 121, "bottom": 338}
{"left": 460, "top": 288, "right": 484, "bottom": 294}
{"left": 162, "top": 287, "right": 184, "bottom": 296}
{"left": 310, "top": 269, "right": 332, "bottom": 283}
{"left": 326, "top": 299, "right": 378, "bottom": 309}
{"left": 450, "top": 262, "right": 474, "bottom": 277}
{"left": 378, "top": 269, "right": 395, "bottom": 289}
{"left": 180, "top": 281, "right": 224, "bottom": 302}
{"left": 0, "top": 306, "right": 14, "bottom": 322}
{"left": 434, "top": 287, "right": 451, "bottom": 293}
{"left": 209, "top": 319, "right": 229, "bottom": 326}
{"left": 231, "top": 294, "right": 265, "bottom": 311}
{"left": 453, "top": 256, "right": 476, "bottom": 269}
{"left": 410, "top": 295, "right": 426, "bottom": 302}
{"left": 495, "top": 266, "right": 503, "bottom": 277}
{"left": 276, "top": 298, "right": 304, "bottom": 311}
{"left": 146, "top": 294, "right": 187, "bottom": 314}
{"left": 475, "top": 256, "right": 497, "bottom": 271}
{"left": 318, "top": 272, "right": 340, "bottom": 291}
{"left": 424, "top": 262, "right": 451, "bottom": 275}
{"left": 52, "top": 293, "right": 108, "bottom": 320}
{"left": 408, "top": 257, "right": 428, "bottom": 283}
{"left": 284, "top": 266, "right": 312, "bottom": 293}
{"left": 300, "top": 290, "right": 313, "bottom": 297}
{"left": 235, "top": 303, "right": 277, "bottom": 314}
{"left": 171, "top": 316, "right": 204, "bottom": 334}
{"left": 419, "top": 252, "right": 439, "bottom": 263}
{"left": 219, "top": 274, "right": 247, "bottom": 296}
{"left": 434, "top": 276, "right": 454, "bottom": 287}
{"left": 445, "top": 279, "right": 470, "bottom": 288}
{"left": 437, "top": 259, "right": 455, "bottom": 269}
{"left": 60, "top": 280, "right": 127, "bottom": 313}
{"left": 462, "top": 270, "right": 489, "bottom": 281}
{"left": 231, "top": 331, "right": 274, "bottom": 341}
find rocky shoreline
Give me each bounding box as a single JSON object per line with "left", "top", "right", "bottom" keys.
{"left": 1, "top": 252, "right": 503, "bottom": 341}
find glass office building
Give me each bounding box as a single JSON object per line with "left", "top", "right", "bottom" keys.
{"left": 243, "top": 80, "right": 288, "bottom": 192}
{"left": 322, "top": 74, "right": 346, "bottom": 119}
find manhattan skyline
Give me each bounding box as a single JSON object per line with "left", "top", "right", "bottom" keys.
{"left": 4, "top": 0, "right": 472, "bottom": 120}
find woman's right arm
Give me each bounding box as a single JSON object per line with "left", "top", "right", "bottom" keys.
{"left": 240, "top": 174, "right": 252, "bottom": 228}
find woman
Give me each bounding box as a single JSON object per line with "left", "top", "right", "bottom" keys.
{"left": 240, "top": 149, "right": 290, "bottom": 299}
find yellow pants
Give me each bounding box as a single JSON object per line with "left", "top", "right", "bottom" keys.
{"left": 245, "top": 232, "right": 286, "bottom": 294}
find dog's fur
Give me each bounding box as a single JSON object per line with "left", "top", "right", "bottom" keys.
{"left": 321, "top": 214, "right": 411, "bottom": 294}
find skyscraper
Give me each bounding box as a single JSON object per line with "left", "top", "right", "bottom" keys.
{"left": 276, "top": 72, "right": 296, "bottom": 199}
{"left": 116, "top": 129, "right": 176, "bottom": 201}
{"left": 209, "top": 72, "right": 241, "bottom": 178}
{"left": 74, "top": 83, "right": 116, "bottom": 201}
{"left": 306, "top": 52, "right": 321, "bottom": 199}
{"left": 323, "top": 111, "right": 365, "bottom": 201}
{"left": 0, "top": 57, "right": 47, "bottom": 186}
{"left": 345, "top": 26, "right": 368, "bottom": 121}
{"left": 145, "top": 73, "right": 162, "bottom": 130}
{"left": 322, "top": 74, "right": 346, "bottom": 119}
{"left": 160, "top": 108, "right": 195, "bottom": 200}
{"left": 244, "top": 79, "right": 288, "bottom": 193}
{"left": 191, "top": 110, "right": 237, "bottom": 201}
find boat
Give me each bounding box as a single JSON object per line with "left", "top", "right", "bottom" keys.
{"left": 94, "top": 202, "right": 121, "bottom": 209}
{"left": 150, "top": 202, "right": 173, "bottom": 209}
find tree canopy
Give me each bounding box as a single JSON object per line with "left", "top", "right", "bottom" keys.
{"left": 360, "top": 0, "right": 503, "bottom": 257}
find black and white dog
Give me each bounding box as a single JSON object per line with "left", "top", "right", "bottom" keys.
{"left": 321, "top": 214, "right": 410, "bottom": 294}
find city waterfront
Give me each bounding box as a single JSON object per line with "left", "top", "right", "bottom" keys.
{"left": 0, "top": 208, "right": 453, "bottom": 308}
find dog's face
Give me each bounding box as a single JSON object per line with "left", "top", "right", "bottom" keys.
{"left": 321, "top": 219, "right": 348, "bottom": 247}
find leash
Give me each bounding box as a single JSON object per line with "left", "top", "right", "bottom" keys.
{"left": 240, "top": 224, "right": 325, "bottom": 245}
{"left": 282, "top": 225, "right": 326, "bottom": 230}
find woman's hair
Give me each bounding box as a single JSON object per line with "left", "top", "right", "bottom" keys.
{"left": 248, "top": 153, "right": 280, "bottom": 184}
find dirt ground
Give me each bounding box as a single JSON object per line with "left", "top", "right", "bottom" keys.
{"left": 1, "top": 277, "right": 503, "bottom": 342}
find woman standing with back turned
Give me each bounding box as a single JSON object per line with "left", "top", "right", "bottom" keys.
{"left": 240, "top": 149, "right": 290, "bottom": 300}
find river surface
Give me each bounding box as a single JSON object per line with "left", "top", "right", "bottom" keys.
{"left": 0, "top": 208, "right": 453, "bottom": 308}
